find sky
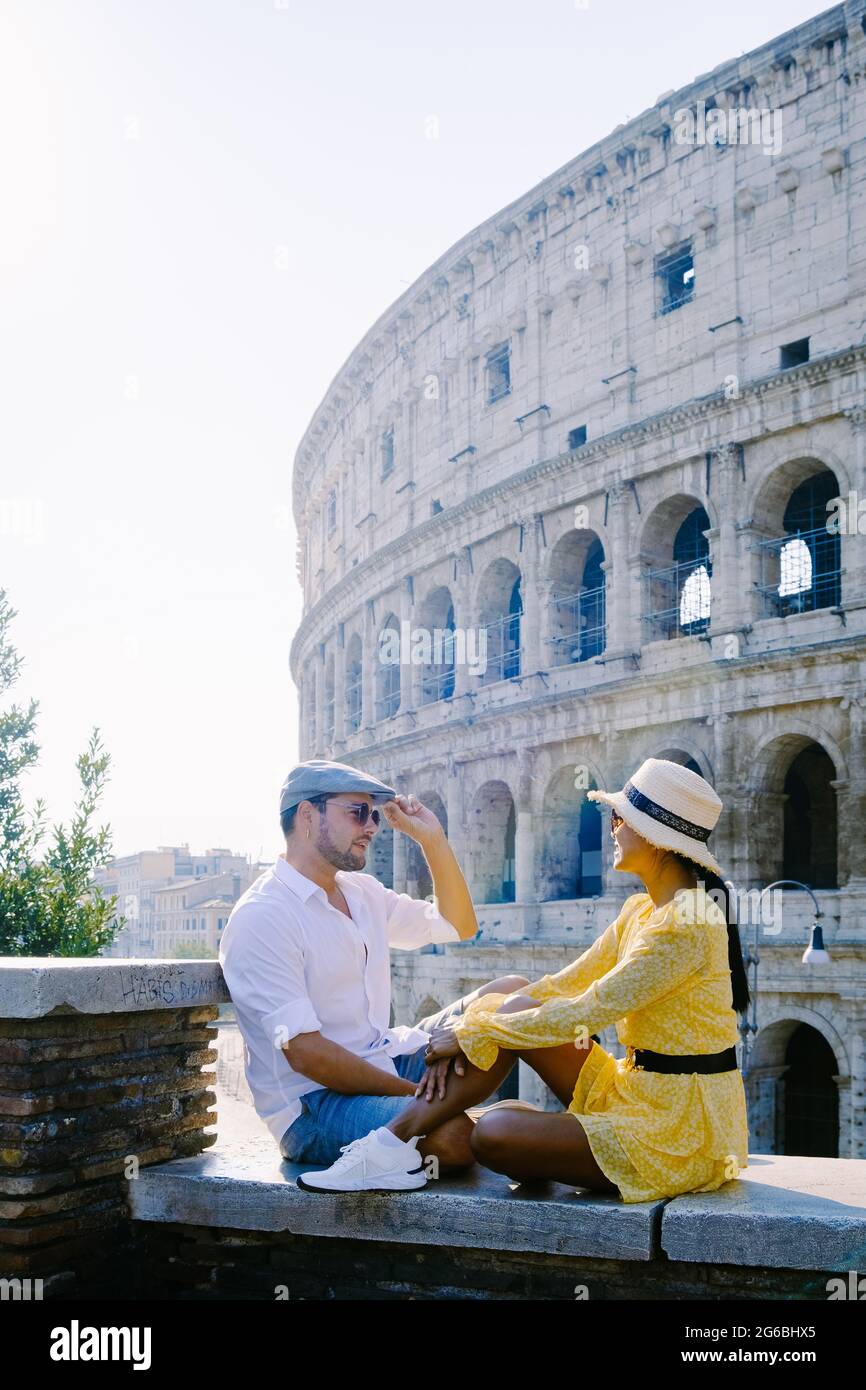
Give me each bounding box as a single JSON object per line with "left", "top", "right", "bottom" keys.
{"left": 0, "top": 0, "right": 827, "bottom": 863}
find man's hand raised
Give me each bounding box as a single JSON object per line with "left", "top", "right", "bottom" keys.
{"left": 381, "top": 793, "right": 444, "bottom": 846}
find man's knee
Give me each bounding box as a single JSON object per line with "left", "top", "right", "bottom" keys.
{"left": 480, "top": 973, "right": 529, "bottom": 998}
{"left": 419, "top": 1114, "right": 475, "bottom": 1171}
{"left": 495, "top": 993, "right": 540, "bottom": 1015}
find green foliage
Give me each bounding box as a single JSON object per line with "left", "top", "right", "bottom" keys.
{"left": 0, "top": 590, "right": 123, "bottom": 956}
{"left": 172, "top": 940, "right": 218, "bottom": 960}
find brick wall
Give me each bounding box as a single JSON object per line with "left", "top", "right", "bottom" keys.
{"left": 0, "top": 1003, "right": 219, "bottom": 1291}
{"left": 133, "top": 1223, "right": 841, "bottom": 1301}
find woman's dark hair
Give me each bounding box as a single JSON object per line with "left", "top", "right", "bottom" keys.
{"left": 669, "top": 852, "right": 751, "bottom": 1015}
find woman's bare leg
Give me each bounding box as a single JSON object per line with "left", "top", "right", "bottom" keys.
{"left": 470, "top": 1109, "right": 620, "bottom": 1192}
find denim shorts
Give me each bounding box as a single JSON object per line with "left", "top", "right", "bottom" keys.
{"left": 278, "top": 993, "right": 473, "bottom": 1166}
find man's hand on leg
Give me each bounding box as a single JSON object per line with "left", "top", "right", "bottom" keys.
{"left": 415, "top": 1055, "right": 463, "bottom": 1102}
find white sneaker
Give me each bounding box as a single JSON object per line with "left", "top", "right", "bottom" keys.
{"left": 296, "top": 1127, "right": 428, "bottom": 1193}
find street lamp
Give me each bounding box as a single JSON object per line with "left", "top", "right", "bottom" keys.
{"left": 739, "top": 878, "right": 830, "bottom": 1080}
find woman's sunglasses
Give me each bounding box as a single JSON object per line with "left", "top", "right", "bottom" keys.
{"left": 610, "top": 810, "right": 624, "bottom": 832}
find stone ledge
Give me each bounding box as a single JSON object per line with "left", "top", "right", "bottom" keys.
{"left": 128, "top": 1145, "right": 663, "bottom": 1262}
{"left": 661, "top": 1154, "right": 866, "bottom": 1272}
{"left": 128, "top": 1146, "right": 866, "bottom": 1272}
{"left": 0, "top": 959, "right": 228, "bottom": 1018}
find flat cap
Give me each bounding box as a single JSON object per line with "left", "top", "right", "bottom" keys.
{"left": 279, "top": 759, "right": 397, "bottom": 816}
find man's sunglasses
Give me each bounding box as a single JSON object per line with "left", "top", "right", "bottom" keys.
{"left": 310, "top": 796, "right": 382, "bottom": 827}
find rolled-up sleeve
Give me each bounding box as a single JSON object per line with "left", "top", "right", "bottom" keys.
{"left": 220, "top": 907, "right": 321, "bottom": 1053}
{"left": 380, "top": 886, "right": 461, "bottom": 949}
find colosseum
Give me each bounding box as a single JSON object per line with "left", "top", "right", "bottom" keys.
{"left": 290, "top": 3, "right": 866, "bottom": 1157}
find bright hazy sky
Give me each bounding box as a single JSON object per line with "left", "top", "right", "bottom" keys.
{"left": 1, "top": 0, "right": 824, "bottom": 863}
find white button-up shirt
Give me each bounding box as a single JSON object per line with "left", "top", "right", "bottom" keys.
{"left": 218, "top": 855, "right": 462, "bottom": 1144}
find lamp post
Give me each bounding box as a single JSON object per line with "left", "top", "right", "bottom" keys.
{"left": 739, "top": 879, "right": 830, "bottom": 1081}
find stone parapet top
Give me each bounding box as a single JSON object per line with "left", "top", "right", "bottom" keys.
{"left": 0, "top": 958, "right": 229, "bottom": 1019}
{"left": 662, "top": 1154, "right": 866, "bottom": 1273}
{"left": 129, "top": 1146, "right": 662, "bottom": 1262}
{"left": 128, "top": 1145, "right": 866, "bottom": 1273}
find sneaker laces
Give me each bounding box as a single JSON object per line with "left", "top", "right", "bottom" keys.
{"left": 337, "top": 1136, "right": 372, "bottom": 1160}
{"left": 324, "top": 1134, "right": 379, "bottom": 1170}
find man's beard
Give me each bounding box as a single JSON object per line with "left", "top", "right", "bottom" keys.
{"left": 316, "top": 820, "right": 366, "bottom": 872}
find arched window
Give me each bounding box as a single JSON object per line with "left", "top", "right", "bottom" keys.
{"left": 549, "top": 532, "right": 607, "bottom": 666}
{"left": 756, "top": 468, "right": 842, "bottom": 617}
{"left": 779, "top": 473, "right": 841, "bottom": 612}
{"left": 503, "top": 578, "right": 522, "bottom": 679}
{"left": 418, "top": 589, "right": 456, "bottom": 704}
{"left": 345, "top": 635, "right": 362, "bottom": 733}
{"left": 783, "top": 1025, "right": 839, "bottom": 1157}
{"left": 323, "top": 655, "right": 335, "bottom": 743}
{"left": 469, "top": 781, "right": 516, "bottom": 903}
{"left": 376, "top": 614, "right": 401, "bottom": 720}
{"left": 782, "top": 742, "right": 837, "bottom": 888}
{"left": 503, "top": 801, "right": 516, "bottom": 902}
{"left": 673, "top": 508, "right": 712, "bottom": 633}
{"left": 576, "top": 538, "right": 606, "bottom": 660}
{"left": 643, "top": 498, "right": 712, "bottom": 640}
{"left": 440, "top": 603, "right": 456, "bottom": 699}
{"left": 539, "top": 769, "right": 603, "bottom": 900}
{"left": 477, "top": 560, "right": 523, "bottom": 685}
{"left": 578, "top": 794, "right": 602, "bottom": 895}
{"left": 305, "top": 671, "right": 317, "bottom": 753}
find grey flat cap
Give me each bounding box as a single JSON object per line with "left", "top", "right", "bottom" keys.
{"left": 279, "top": 759, "right": 397, "bottom": 816}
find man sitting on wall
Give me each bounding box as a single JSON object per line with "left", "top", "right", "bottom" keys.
{"left": 219, "top": 759, "right": 528, "bottom": 1190}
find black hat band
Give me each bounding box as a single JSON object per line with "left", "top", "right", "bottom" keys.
{"left": 623, "top": 781, "right": 712, "bottom": 843}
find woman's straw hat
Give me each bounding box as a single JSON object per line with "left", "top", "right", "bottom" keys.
{"left": 586, "top": 757, "right": 724, "bottom": 877}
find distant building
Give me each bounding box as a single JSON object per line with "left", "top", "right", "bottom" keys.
{"left": 94, "top": 847, "right": 253, "bottom": 957}
{"left": 152, "top": 870, "right": 259, "bottom": 957}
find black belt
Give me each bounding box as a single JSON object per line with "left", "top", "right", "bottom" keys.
{"left": 628, "top": 1045, "right": 738, "bottom": 1074}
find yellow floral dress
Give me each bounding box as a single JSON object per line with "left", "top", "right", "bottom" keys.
{"left": 451, "top": 889, "right": 750, "bottom": 1203}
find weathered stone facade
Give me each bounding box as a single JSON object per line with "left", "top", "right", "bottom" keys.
{"left": 290, "top": 6, "right": 866, "bottom": 1156}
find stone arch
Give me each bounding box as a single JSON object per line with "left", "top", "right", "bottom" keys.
{"left": 749, "top": 1005, "right": 849, "bottom": 1076}
{"left": 304, "top": 668, "right": 317, "bottom": 754}
{"left": 416, "top": 585, "right": 456, "bottom": 703}
{"left": 538, "top": 764, "right": 603, "bottom": 900}
{"left": 475, "top": 557, "right": 522, "bottom": 685}
{"left": 413, "top": 996, "right": 443, "bottom": 1026}
{"left": 746, "top": 452, "right": 851, "bottom": 531}
{"left": 323, "top": 652, "right": 335, "bottom": 745}
{"left": 654, "top": 746, "right": 707, "bottom": 779}
{"left": 406, "top": 790, "right": 448, "bottom": 900}
{"left": 747, "top": 724, "right": 848, "bottom": 795}
{"left": 468, "top": 779, "right": 516, "bottom": 903}
{"left": 748, "top": 1013, "right": 846, "bottom": 1158}
{"left": 746, "top": 729, "right": 843, "bottom": 890}
{"left": 639, "top": 493, "right": 715, "bottom": 640}
{"left": 369, "top": 820, "right": 394, "bottom": 889}
{"left": 545, "top": 528, "right": 607, "bottom": 666}
{"left": 375, "top": 612, "right": 401, "bottom": 721}
{"left": 345, "top": 631, "right": 363, "bottom": 733}
{"left": 748, "top": 458, "right": 843, "bottom": 617}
